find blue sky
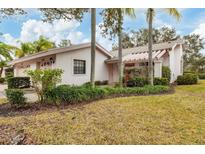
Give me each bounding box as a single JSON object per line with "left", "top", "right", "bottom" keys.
{"left": 0, "top": 8, "right": 205, "bottom": 51}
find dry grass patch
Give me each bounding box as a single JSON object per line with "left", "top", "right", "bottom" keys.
{"left": 1, "top": 81, "right": 205, "bottom": 144}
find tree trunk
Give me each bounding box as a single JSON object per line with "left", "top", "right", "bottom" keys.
{"left": 90, "top": 8, "right": 96, "bottom": 88}
{"left": 0, "top": 67, "right": 3, "bottom": 77}
{"left": 118, "top": 9, "right": 123, "bottom": 87}
{"left": 148, "top": 8, "right": 154, "bottom": 85}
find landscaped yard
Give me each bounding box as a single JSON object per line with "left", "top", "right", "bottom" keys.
{"left": 1, "top": 81, "right": 205, "bottom": 144}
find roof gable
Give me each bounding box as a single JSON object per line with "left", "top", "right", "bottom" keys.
{"left": 8, "top": 42, "right": 113, "bottom": 65}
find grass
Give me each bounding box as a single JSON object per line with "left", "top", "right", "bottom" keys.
{"left": 1, "top": 81, "right": 205, "bottom": 144}
{"left": 0, "top": 98, "right": 7, "bottom": 105}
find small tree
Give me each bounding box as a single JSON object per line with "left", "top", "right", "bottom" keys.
{"left": 27, "top": 69, "right": 63, "bottom": 103}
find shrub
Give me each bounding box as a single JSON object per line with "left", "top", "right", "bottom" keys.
{"left": 0, "top": 77, "right": 5, "bottom": 84}
{"left": 27, "top": 69, "right": 63, "bottom": 103}
{"left": 83, "top": 80, "right": 108, "bottom": 86}
{"left": 7, "top": 77, "right": 30, "bottom": 89}
{"left": 183, "top": 71, "right": 196, "bottom": 75}
{"left": 47, "top": 84, "right": 170, "bottom": 104}
{"left": 162, "top": 66, "right": 171, "bottom": 82}
{"left": 93, "top": 80, "right": 109, "bottom": 86}
{"left": 101, "top": 80, "right": 108, "bottom": 85}
{"left": 177, "top": 74, "right": 198, "bottom": 85}
{"left": 5, "top": 89, "right": 26, "bottom": 107}
{"left": 48, "top": 85, "right": 107, "bottom": 104}
{"left": 5, "top": 68, "right": 14, "bottom": 78}
{"left": 198, "top": 74, "right": 205, "bottom": 79}
{"left": 127, "top": 77, "right": 148, "bottom": 87}
{"left": 95, "top": 80, "right": 101, "bottom": 85}
{"left": 154, "top": 77, "right": 169, "bottom": 85}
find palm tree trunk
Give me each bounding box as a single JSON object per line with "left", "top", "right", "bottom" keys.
{"left": 90, "top": 8, "right": 96, "bottom": 88}
{"left": 118, "top": 9, "right": 123, "bottom": 87}
{"left": 0, "top": 67, "right": 3, "bottom": 77}
{"left": 148, "top": 8, "right": 154, "bottom": 85}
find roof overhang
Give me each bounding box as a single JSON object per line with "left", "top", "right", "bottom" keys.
{"left": 105, "top": 49, "right": 169, "bottom": 64}
{"left": 8, "top": 42, "right": 113, "bottom": 66}
{"left": 105, "top": 40, "right": 184, "bottom": 64}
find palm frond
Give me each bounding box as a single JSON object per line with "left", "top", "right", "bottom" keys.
{"left": 122, "top": 8, "right": 136, "bottom": 18}
{"left": 164, "top": 8, "right": 181, "bottom": 21}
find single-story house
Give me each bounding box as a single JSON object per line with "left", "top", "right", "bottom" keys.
{"left": 7, "top": 39, "right": 184, "bottom": 85}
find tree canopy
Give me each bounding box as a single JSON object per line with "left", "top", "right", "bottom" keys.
{"left": 39, "top": 8, "right": 89, "bottom": 23}
{"left": 15, "top": 36, "right": 55, "bottom": 58}
{"left": 112, "top": 26, "right": 205, "bottom": 72}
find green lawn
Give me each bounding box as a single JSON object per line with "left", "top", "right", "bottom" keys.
{"left": 1, "top": 81, "right": 205, "bottom": 144}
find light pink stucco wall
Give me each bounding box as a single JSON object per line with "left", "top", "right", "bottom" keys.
{"left": 55, "top": 47, "right": 109, "bottom": 85}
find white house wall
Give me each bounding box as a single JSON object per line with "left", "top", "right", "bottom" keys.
{"left": 169, "top": 44, "right": 183, "bottom": 82}
{"left": 55, "top": 47, "right": 109, "bottom": 85}
{"left": 15, "top": 62, "right": 37, "bottom": 77}
{"left": 161, "top": 52, "right": 169, "bottom": 67}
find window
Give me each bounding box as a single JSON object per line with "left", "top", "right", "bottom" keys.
{"left": 73, "top": 59, "right": 86, "bottom": 74}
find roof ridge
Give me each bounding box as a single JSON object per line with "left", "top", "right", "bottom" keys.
{"left": 111, "top": 39, "right": 183, "bottom": 52}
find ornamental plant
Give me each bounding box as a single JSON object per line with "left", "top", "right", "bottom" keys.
{"left": 26, "top": 68, "right": 63, "bottom": 103}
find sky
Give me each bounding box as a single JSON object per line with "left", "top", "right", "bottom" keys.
{"left": 0, "top": 8, "right": 205, "bottom": 52}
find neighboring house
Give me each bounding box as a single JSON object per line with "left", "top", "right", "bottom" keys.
{"left": 7, "top": 40, "right": 184, "bottom": 85}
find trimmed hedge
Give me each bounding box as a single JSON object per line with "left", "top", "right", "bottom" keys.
{"left": 5, "top": 89, "right": 26, "bottom": 107}
{"left": 46, "top": 85, "right": 107, "bottom": 103}
{"left": 0, "top": 77, "right": 5, "bottom": 84}
{"left": 127, "top": 77, "right": 149, "bottom": 87}
{"left": 46, "top": 84, "right": 170, "bottom": 104}
{"left": 7, "top": 77, "right": 30, "bottom": 89}
{"left": 183, "top": 71, "right": 196, "bottom": 75}
{"left": 84, "top": 80, "right": 108, "bottom": 86}
{"left": 127, "top": 77, "right": 169, "bottom": 87}
{"left": 198, "top": 74, "right": 205, "bottom": 79}
{"left": 154, "top": 77, "right": 169, "bottom": 85}
{"left": 162, "top": 66, "right": 171, "bottom": 82}
{"left": 177, "top": 74, "right": 198, "bottom": 85}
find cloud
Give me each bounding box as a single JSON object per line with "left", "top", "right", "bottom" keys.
{"left": 1, "top": 33, "right": 20, "bottom": 47}
{"left": 154, "top": 17, "right": 172, "bottom": 29}
{"left": 96, "top": 23, "right": 114, "bottom": 51}
{"left": 1, "top": 19, "right": 87, "bottom": 47}
{"left": 1, "top": 19, "right": 113, "bottom": 51}
{"left": 192, "top": 23, "right": 205, "bottom": 38}
{"left": 191, "top": 23, "right": 205, "bottom": 54}
{"left": 19, "top": 19, "right": 83, "bottom": 45}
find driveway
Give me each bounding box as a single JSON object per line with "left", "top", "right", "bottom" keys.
{"left": 0, "top": 84, "right": 7, "bottom": 98}
{"left": 0, "top": 84, "right": 38, "bottom": 102}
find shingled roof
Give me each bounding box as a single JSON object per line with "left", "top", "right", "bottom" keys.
{"left": 8, "top": 42, "right": 113, "bottom": 65}
{"left": 110, "top": 39, "right": 184, "bottom": 57}
{"left": 105, "top": 39, "right": 184, "bottom": 63}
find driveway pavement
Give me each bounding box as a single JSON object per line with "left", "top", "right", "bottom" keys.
{"left": 0, "top": 84, "right": 7, "bottom": 98}
{"left": 0, "top": 84, "right": 38, "bottom": 102}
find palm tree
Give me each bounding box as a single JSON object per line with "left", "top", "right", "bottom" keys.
{"left": 90, "top": 8, "right": 96, "bottom": 88}
{"left": 100, "top": 8, "right": 135, "bottom": 87}
{"left": 0, "top": 42, "right": 14, "bottom": 60}
{"left": 15, "top": 42, "right": 35, "bottom": 58}
{"left": 118, "top": 8, "right": 135, "bottom": 87}
{"left": 146, "top": 8, "right": 181, "bottom": 85}
{"left": 33, "top": 35, "right": 55, "bottom": 52}
{"left": 0, "top": 61, "right": 7, "bottom": 77}
{"left": 0, "top": 42, "right": 15, "bottom": 77}
{"left": 15, "top": 36, "right": 55, "bottom": 58}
